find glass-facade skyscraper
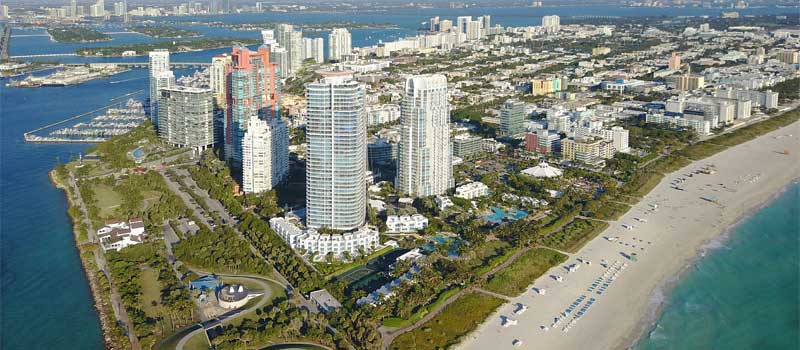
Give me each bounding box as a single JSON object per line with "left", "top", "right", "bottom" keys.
{"left": 305, "top": 72, "right": 367, "bottom": 230}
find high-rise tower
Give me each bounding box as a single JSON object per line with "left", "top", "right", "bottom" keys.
{"left": 305, "top": 72, "right": 367, "bottom": 230}
{"left": 396, "top": 74, "right": 453, "bottom": 197}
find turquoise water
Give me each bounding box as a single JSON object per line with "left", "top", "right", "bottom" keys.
{"left": 636, "top": 182, "right": 800, "bottom": 350}
{"left": 486, "top": 206, "right": 528, "bottom": 223}
{"left": 1, "top": 5, "right": 796, "bottom": 349}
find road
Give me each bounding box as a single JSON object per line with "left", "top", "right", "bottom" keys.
{"left": 164, "top": 167, "right": 317, "bottom": 311}
{"left": 174, "top": 273, "right": 277, "bottom": 350}
{"left": 67, "top": 173, "right": 141, "bottom": 350}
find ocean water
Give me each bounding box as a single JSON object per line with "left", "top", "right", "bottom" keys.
{"left": 636, "top": 182, "right": 800, "bottom": 350}
{"left": 1, "top": 5, "right": 796, "bottom": 349}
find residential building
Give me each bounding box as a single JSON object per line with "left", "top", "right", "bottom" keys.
{"left": 148, "top": 49, "right": 171, "bottom": 124}
{"left": 157, "top": 86, "right": 215, "bottom": 152}
{"left": 541, "top": 15, "right": 560, "bottom": 33}
{"left": 595, "top": 126, "right": 630, "bottom": 153}
{"left": 303, "top": 37, "right": 325, "bottom": 64}
{"left": 367, "top": 104, "right": 400, "bottom": 126}
{"left": 547, "top": 113, "right": 570, "bottom": 133}
{"left": 455, "top": 181, "right": 490, "bottom": 199}
{"left": 97, "top": 219, "right": 146, "bottom": 252}
{"left": 527, "top": 129, "right": 561, "bottom": 154}
{"left": 269, "top": 218, "right": 380, "bottom": 258}
{"left": 776, "top": 50, "right": 799, "bottom": 64}
{"left": 242, "top": 117, "right": 288, "bottom": 193}
{"left": 89, "top": 0, "right": 104, "bottom": 17}
{"left": 668, "top": 52, "right": 682, "bottom": 71}
{"left": 675, "top": 74, "right": 705, "bottom": 91}
{"left": 277, "top": 24, "right": 302, "bottom": 75}
{"left": 499, "top": 99, "right": 526, "bottom": 137}
{"left": 224, "top": 46, "right": 281, "bottom": 174}
{"left": 561, "top": 137, "right": 614, "bottom": 167}
{"left": 328, "top": 28, "right": 352, "bottom": 61}
{"left": 368, "top": 138, "right": 394, "bottom": 168}
{"left": 715, "top": 87, "right": 779, "bottom": 109}
{"left": 532, "top": 77, "right": 564, "bottom": 95}
{"left": 646, "top": 113, "right": 711, "bottom": 136}
{"left": 396, "top": 74, "right": 453, "bottom": 197}
{"left": 209, "top": 54, "right": 231, "bottom": 106}
{"left": 452, "top": 134, "right": 483, "bottom": 158}
{"left": 305, "top": 72, "right": 367, "bottom": 230}
{"left": 386, "top": 214, "right": 429, "bottom": 233}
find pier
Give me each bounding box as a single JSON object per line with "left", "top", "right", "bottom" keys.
{"left": 24, "top": 91, "right": 146, "bottom": 144}
{"left": 1, "top": 26, "right": 10, "bottom": 60}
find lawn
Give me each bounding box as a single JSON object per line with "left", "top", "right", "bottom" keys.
{"left": 182, "top": 331, "right": 210, "bottom": 350}
{"left": 139, "top": 266, "right": 162, "bottom": 318}
{"left": 543, "top": 219, "right": 610, "bottom": 253}
{"left": 483, "top": 248, "right": 568, "bottom": 297}
{"left": 381, "top": 286, "right": 464, "bottom": 328}
{"left": 94, "top": 184, "right": 122, "bottom": 218}
{"left": 389, "top": 291, "right": 504, "bottom": 350}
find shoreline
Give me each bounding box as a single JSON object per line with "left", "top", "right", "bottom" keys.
{"left": 457, "top": 120, "right": 800, "bottom": 350}
{"left": 622, "top": 180, "right": 798, "bottom": 350}
{"left": 49, "top": 170, "right": 123, "bottom": 350}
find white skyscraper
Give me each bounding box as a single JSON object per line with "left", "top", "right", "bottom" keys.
{"left": 610, "top": 126, "right": 630, "bottom": 153}
{"left": 148, "top": 49, "right": 171, "bottom": 125}
{"left": 276, "top": 24, "right": 303, "bottom": 75}
{"left": 456, "top": 16, "right": 472, "bottom": 34}
{"left": 242, "top": 117, "right": 289, "bottom": 193}
{"left": 305, "top": 72, "right": 367, "bottom": 230}
{"left": 303, "top": 37, "right": 324, "bottom": 64}
{"left": 261, "top": 29, "right": 276, "bottom": 46}
{"left": 328, "top": 28, "right": 352, "bottom": 61}
{"left": 89, "top": 0, "right": 105, "bottom": 17}
{"left": 396, "top": 74, "right": 453, "bottom": 197}
{"left": 542, "top": 15, "right": 561, "bottom": 33}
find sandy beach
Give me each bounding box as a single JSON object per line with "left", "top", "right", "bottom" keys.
{"left": 457, "top": 121, "right": 800, "bottom": 350}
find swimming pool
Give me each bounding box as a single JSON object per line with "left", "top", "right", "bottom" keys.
{"left": 486, "top": 206, "right": 528, "bottom": 223}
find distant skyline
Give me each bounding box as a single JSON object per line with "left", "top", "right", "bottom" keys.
{"left": 5, "top": 0, "right": 767, "bottom": 9}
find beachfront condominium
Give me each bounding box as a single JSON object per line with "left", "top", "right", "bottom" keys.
{"left": 328, "top": 28, "right": 352, "bottom": 61}
{"left": 396, "top": 74, "right": 453, "bottom": 198}
{"left": 303, "top": 37, "right": 325, "bottom": 64}
{"left": 276, "top": 24, "right": 302, "bottom": 75}
{"left": 500, "top": 99, "right": 526, "bottom": 137}
{"left": 224, "top": 46, "right": 283, "bottom": 177}
{"left": 305, "top": 72, "right": 367, "bottom": 230}
{"left": 542, "top": 15, "right": 560, "bottom": 33}
{"left": 210, "top": 53, "right": 232, "bottom": 144}
{"left": 157, "top": 86, "right": 216, "bottom": 152}
{"left": 148, "top": 49, "right": 171, "bottom": 124}
{"left": 242, "top": 117, "right": 288, "bottom": 193}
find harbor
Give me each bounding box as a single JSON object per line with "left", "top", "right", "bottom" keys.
{"left": 24, "top": 96, "right": 147, "bottom": 143}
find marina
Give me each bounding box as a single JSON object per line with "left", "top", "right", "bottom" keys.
{"left": 24, "top": 97, "right": 147, "bottom": 143}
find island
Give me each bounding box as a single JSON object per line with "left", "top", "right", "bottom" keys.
{"left": 75, "top": 38, "right": 261, "bottom": 57}
{"left": 127, "top": 26, "right": 202, "bottom": 38}
{"left": 172, "top": 20, "right": 399, "bottom": 32}
{"left": 47, "top": 27, "right": 111, "bottom": 43}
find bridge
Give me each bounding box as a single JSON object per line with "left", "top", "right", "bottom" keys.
{"left": 9, "top": 53, "right": 78, "bottom": 58}
{"left": 63, "top": 62, "right": 211, "bottom": 68}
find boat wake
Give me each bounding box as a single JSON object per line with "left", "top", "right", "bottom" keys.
{"left": 110, "top": 77, "right": 144, "bottom": 84}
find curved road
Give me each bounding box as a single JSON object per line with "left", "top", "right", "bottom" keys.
{"left": 175, "top": 272, "right": 285, "bottom": 350}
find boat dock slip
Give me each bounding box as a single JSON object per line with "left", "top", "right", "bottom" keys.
{"left": 23, "top": 91, "right": 146, "bottom": 144}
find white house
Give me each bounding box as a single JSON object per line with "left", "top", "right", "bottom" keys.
{"left": 455, "top": 181, "right": 491, "bottom": 199}
{"left": 97, "top": 218, "right": 146, "bottom": 251}
{"left": 269, "top": 217, "right": 381, "bottom": 259}
{"left": 435, "top": 196, "right": 455, "bottom": 210}
{"left": 386, "top": 214, "right": 429, "bottom": 233}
